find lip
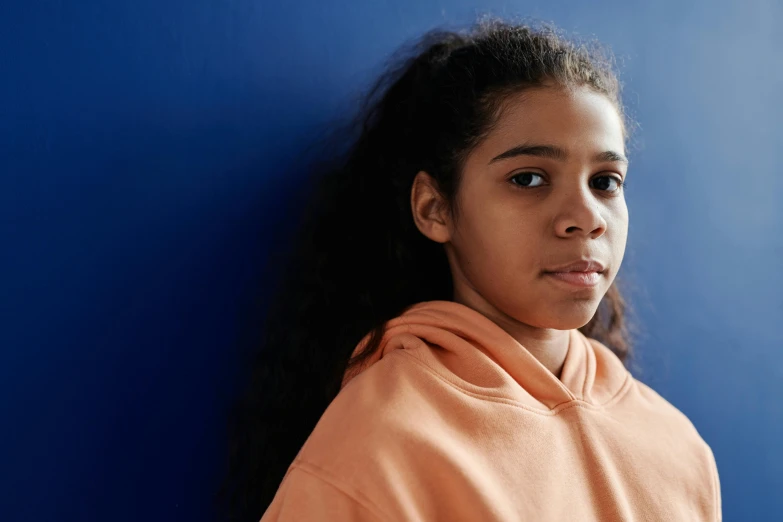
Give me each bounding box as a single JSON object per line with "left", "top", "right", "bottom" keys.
{"left": 545, "top": 271, "right": 602, "bottom": 288}
{"left": 544, "top": 259, "right": 606, "bottom": 273}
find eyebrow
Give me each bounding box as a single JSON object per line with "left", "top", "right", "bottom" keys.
{"left": 489, "top": 143, "right": 628, "bottom": 165}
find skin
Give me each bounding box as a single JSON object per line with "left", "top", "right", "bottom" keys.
{"left": 410, "top": 85, "right": 629, "bottom": 379}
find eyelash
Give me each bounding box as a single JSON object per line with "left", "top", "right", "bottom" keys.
{"left": 508, "top": 172, "right": 627, "bottom": 193}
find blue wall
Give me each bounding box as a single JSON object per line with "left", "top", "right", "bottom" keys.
{"left": 2, "top": 1, "right": 780, "bottom": 520}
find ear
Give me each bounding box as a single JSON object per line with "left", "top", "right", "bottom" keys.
{"left": 410, "top": 170, "right": 452, "bottom": 244}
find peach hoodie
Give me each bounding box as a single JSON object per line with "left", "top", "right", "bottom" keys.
{"left": 261, "top": 300, "right": 721, "bottom": 521}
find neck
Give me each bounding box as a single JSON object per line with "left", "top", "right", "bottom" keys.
{"left": 452, "top": 293, "right": 570, "bottom": 379}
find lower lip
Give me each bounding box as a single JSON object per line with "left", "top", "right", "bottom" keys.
{"left": 545, "top": 271, "right": 602, "bottom": 287}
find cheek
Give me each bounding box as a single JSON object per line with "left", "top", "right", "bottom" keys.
{"left": 608, "top": 204, "right": 629, "bottom": 262}
{"left": 614, "top": 201, "right": 629, "bottom": 237}
{"left": 457, "top": 198, "right": 542, "bottom": 270}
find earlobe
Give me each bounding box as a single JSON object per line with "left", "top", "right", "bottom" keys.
{"left": 410, "top": 170, "right": 451, "bottom": 244}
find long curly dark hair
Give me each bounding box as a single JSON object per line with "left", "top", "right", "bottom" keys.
{"left": 217, "top": 18, "right": 640, "bottom": 522}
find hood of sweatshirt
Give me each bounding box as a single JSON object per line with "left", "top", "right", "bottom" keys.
{"left": 340, "top": 299, "right": 631, "bottom": 411}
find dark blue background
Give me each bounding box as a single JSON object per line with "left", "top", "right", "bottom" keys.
{"left": 2, "top": 1, "right": 780, "bottom": 520}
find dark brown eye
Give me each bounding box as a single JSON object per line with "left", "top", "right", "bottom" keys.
{"left": 591, "top": 175, "right": 624, "bottom": 192}
{"left": 509, "top": 172, "right": 545, "bottom": 188}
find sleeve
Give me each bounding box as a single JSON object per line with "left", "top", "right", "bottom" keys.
{"left": 707, "top": 444, "right": 722, "bottom": 522}
{"left": 260, "top": 464, "right": 388, "bottom": 522}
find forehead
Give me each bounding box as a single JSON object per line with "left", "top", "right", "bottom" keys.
{"left": 482, "top": 86, "right": 626, "bottom": 156}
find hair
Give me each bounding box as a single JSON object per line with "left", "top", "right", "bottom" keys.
{"left": 217, "top": 18, "right": 640, "bottom": 522}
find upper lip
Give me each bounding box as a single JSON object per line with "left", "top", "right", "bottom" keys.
{"left": 545, "top": 258, "right": 606, "bottom": 273}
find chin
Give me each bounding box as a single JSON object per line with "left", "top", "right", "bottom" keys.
{"left": 537, "top": 302, "right": 600, "bottom": 330}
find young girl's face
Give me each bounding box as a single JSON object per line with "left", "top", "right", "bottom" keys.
{"left": 441, "top": 85, "right": 629, "bottom": 330}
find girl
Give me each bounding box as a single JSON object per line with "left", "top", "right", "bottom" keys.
{"left": 220, "top": 19, "right": 722, "bottom": 522}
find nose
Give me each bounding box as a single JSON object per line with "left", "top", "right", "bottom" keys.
{"left": 553, "top": 185, "right": 607, "bottom": 239}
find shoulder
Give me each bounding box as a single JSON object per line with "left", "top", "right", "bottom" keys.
{"left": 278, "top": 350, "right": 440, "bottom": 518}
{"left": 587, "top": 336, "right": 703, "bottom": 441}
{"left": 622, "top": 375, "right": 717, "bottom": 470}
{"left": 631, "top": 376, "right": 703, "bottom": 432}
{"left": 294, "top": 348, "right": 438, "bottom": 473}
{"left": 624, "top": 377, "right": 722, "bottom": 519}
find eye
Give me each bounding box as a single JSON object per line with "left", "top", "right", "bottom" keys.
{"left": 509, "top": 172, "right": 545, "bottom": 188}
{"left": 591, "top": 175, "right": 625, "bottom": 193}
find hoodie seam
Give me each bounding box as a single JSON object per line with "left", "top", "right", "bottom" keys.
{"left": 398, "top": 349, "right": 634, "bottom": 416}
{"left": 290, "top": 459, "right": 393, "bottom": 522}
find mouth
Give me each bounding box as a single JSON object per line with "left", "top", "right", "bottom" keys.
{"left": 544, "top": 271, "right": 603, "bottom": 288}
